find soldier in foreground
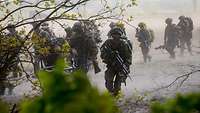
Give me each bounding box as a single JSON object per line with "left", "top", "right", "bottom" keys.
{"left": 100, "top": 27, "right": 132, "bottom": 96}
{"left": 163, "top": 18, "right": 179, "bottom": 59}
{"left": 135, "top": 22, "right": 152, "bottom": 63}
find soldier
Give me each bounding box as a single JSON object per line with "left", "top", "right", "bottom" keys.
{"left": 164, "top": 18, "right": 179, "bottom": 59}
{"left": 41, "top": 22, "right": 56, "bottom": 39}
{"left": 6, "top": 24, "right": 22, "bottom": 78}
{"left": 31, "top": 22, "right": 43, "bottom": 73}
{"left": 135, "top": 22, "right": 152, "bottom": 63}
{"left": 177, "top": 16, "right": 193, "bottom": 56}
{"left": 0, "top": 24, "right": 22, "bottom": 95}
{"left": 100, "top": 27, "right": 132, "bottom": 96}
{"left": 69, "top": 22, "right": 100, "bottom": 73}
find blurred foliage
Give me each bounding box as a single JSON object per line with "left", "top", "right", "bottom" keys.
{"left": 151, "top": 93, "right": 200, "bottom": 113}
{"left": 0, "top": 31, "right": 23, "bottom": 75}
{"left": 0, "top": 32, "right": 22, "bottom": 52}
{"left": 0, "top": 99, "right": 9, "bottom": 113}
{"left": 20, "top": 59, "right": 118, "bottom": 113}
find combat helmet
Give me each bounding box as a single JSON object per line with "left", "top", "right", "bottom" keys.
{"left": 7, "top": 24, "right": 15, "bottom": 29}
{"left": 179, "top": 15, "right": 185, "bottom": 20}
{"left": 72, "top": 21, "right": 83, "bottom": 32}
{"left": 138, "top": 22, "right": 146, "bottom": 29}
{"left": 110, "top": 27, "right": 123, "bottom": 36}
{"left": 165, "top": 18, "right": 173, "bottom": 24}
{"left": 41, "top": 22, "right": 49, "bottom": 26}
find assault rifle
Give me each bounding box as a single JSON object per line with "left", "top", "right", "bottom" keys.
{"left": 103, "top": 45, "right": 132, "bottom": 85}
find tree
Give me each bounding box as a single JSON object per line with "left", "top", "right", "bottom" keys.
{"left": 0, "top": 0, "right": 137, "bottom": 89}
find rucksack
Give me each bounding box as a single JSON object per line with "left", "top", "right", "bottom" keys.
{"left": 148, "top": 29, "right": 155, "bottom": 43}
{"left": 186, "top": 17, "right": 193, "bottom": 32}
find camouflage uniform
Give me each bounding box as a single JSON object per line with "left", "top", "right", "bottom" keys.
{"left": 135, "top": 23, "right": 152, "bottom": 63}
{"left": 101, "top": 27, "right": 132, "bottom": 96}
{"left": 164, "top": 18, "right": 179, "bottom": 59}
{"left": 69, "top": 22, "right": 99, "bottom": 73}
{"left": 107, "top": 22, "right": 126, "bottom": 39}
{"left": 177, "top": 16, "right": 193, "bottom": 56}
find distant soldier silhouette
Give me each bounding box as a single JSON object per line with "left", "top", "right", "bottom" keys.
{"left": 164, "top": 18, "right": 179, "bottom": 59}
{"left": 177, "top": 16, "right": 193, "bottom": 56}
{"left": 135, "top": 22, "right": 152, "bottom": 63}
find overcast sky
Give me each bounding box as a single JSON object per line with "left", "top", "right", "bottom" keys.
{"left": 82, "top": 0, "right": 200, "bottom": 16}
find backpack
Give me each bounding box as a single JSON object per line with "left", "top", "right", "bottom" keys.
{"left": 186, "top": 17, "right": 193, "bottom": 32}
{"left": 148, "top": 29, "right": 155, "bottom": 43}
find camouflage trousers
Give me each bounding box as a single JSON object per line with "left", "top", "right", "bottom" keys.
{"left": 33, "top": 54, "right": 41, "bottom": 74}
{"left": 105, "top": 67, "right": 123, "bottom": 96}
{"left": 141, "top": 46, "right": 151, "bottom": 63}
{"left": 180, "top": 39, "right": 192, "bottom": 56}
{"left": 0, "top": 78, "right": 14, "bottom": 96}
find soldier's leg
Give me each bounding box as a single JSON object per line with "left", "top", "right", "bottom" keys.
{"left": 186, "top": 39, "right": 192, "bottom": 55}
{"left": 7, "top": 81, "right": 14, "bottom": 95}
{"left": 141, "top": 47, "right": 147, "bottom": 63}
{"left": 171, "top": 47, "right": 176, "bottom": 59}
{"left": 146, "top": 47, "right": 152, "bottom": 62}
{"left": 105, "top": 68, "right": 115, "bottom": 94}
{"left": 165, "top": 46, "right": 171, "bottom": 57}
{"left": 0, "top": 80, "right": 6, "bottom": 95}
{"left": 166, "top": 46, "right": 175, "bottom": 59}
{"left": 92, "top": 60, "right": 101, "bottom": 74}
{"left": 113, "top": 74, "right": 123, "bottom": 96}
{"left": 34, "top": 55, "right": 40, "bottom": 74}
{"left": 180, "top": 40, "right": 185, "bottom": 56}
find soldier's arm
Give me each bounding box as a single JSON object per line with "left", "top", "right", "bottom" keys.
{"left": 143, "top": 29, "right": 151, "bottom": 43}
{"left": 121, "top": 41, "right": 132, "bottom": 66}
{"left": 100, "top": 40, "right": 111, "bottom": 63}
{"left": 88, "top": 38, "right": 98, "bottom": 60}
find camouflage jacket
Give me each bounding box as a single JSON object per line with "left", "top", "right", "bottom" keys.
{"left": 135, "top": 28, "right": 151, "bottom": 47}
{"left": 69, "top": 32, "right": 98, "bottom": 60}
{"left": 164, "top": 24, "right": 179, "bottom": 45}
{"left": 100, "top": 38, "right": 132, "bottom": 67}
